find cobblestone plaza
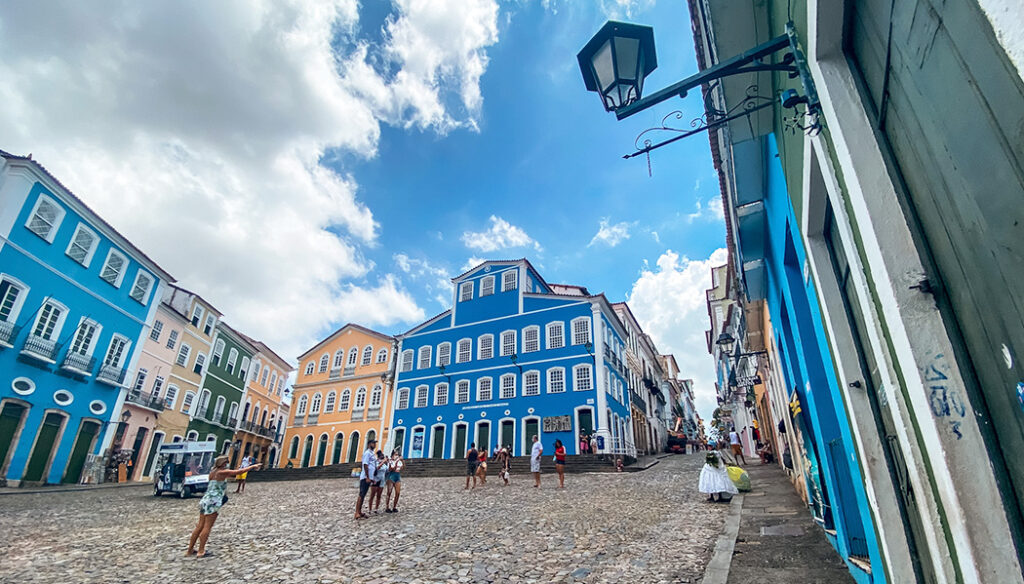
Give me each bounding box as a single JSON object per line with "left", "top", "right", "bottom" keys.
{"left": 0, "top": 455, "right": 725, "bottom": 584}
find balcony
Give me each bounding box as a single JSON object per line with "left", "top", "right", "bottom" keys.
{"left": 125, "top": 390, "right": 165, "bottom": 412}
{"left": 227, "top": 417, "right": 238, "bottom": 428}
{"left": 96, "top": 363, "right": 129, "bottom": 387}
{"left": 60, "top": 352, "right": 96, "bottom": 376}
{"left": 329, "top": 367, "right": 342, "bottom": 380}
{"left": 0, "top": 321, "right": 19, "bottom": 347}
{"left": 629, "top": 389, "right": 647, "bottom": 412}
{"left": 366, "top": 408, "right": 380, "bottom": 421}
{"left": 21, "top": 335, "right": 61, "bottom": 363}
{"left": 343, "top": 365, "right": 356, "bottom": 377}
{"left": 351, "top": 409, "right": 364, "bottom": 422}
{"left": 257, "top": 425, "right": 275, "bottom": 439}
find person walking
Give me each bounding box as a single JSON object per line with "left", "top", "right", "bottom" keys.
{"left": 553, "top": 439, "right": 566, "bottom": 488}
{"left": 186, "top": 455, "right": 260, "bottom": 558}
{"left": 234, "top": 454, "right": 251, "bottom": 494}
{"left": 476, "top": 447, "right": 488, "bottom": 485}
{"left": 530, "top": 435, "right": 543, "bottom": 488}
{"left": 729, "top": 427, "right": 746, "bottom": 466}
{"left": 385, "top": 449, "right": 404, "bottom": 513}
{"left": 465, "top": 442, "right": 479, "bottom": 490}
{"left": 498, "top": 446, "right": 512, "bottom": 486}
{"left": 354, "top": 438, "right": 377, "bottom": 520}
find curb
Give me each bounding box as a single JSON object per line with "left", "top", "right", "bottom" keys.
{"left": 701, "top": 493, "right": 744, "bottom": 584}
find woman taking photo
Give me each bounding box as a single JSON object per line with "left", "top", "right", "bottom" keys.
{"left": 385, "top": 448, "right": 404, "bottom": 513}
{"left": 186, "top": 455, "right": 260, "bottom": 558}
{"left": 554, "top": 439, "right": 567, "bottom": 488}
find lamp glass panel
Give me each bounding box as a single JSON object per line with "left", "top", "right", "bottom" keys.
{"left": 613, "top": 36, "right": 640, "bottom": 81}
{"left": 591, "top": 39, "right": 615, "bottom": 92}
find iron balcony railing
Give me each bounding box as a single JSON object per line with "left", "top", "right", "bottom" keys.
{"left": 227, "top": 417, "right": 238, "bottom": 428}
{"left": 96, "top": 363, "right": 129, "bottom": 386}
{"left": 329, "top": 367, "right": 342, "bottom": 380}
{"left": 366, "top": 408, "right": 380, "bottom": 421}
{"left": 22, "top": 334, "right": 61, "bottom": 362}
{"left": 61, "top": 351, "right": 96, "bottom": 375}
{"left": 0, "top": 321, "right": 19, "bottom": 346}
{"left": 351, "top": 409, "right": 364, "bottom": 422}
{"left": 629, "top": 389, "right": 647, "bottom": 412}
{"left": 125, "top": 389, "right": 166, "bottom": 411}
{"left": 257, "top": 425, "right": 275, "bottom": 439}
{"left": 343, "top": 365, "right": 356, "bottom": 377}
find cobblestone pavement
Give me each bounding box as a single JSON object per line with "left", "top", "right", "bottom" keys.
{"left": 0, "top": 453, "right": 726, "bottom": 584}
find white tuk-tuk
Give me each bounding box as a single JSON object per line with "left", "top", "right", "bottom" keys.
{"left": 153, "top": 441, "right": 218, "bottom": 498}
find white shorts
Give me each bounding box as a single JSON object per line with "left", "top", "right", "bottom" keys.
{"left": 530, "top": 458, "right": 541, "bottom": 473}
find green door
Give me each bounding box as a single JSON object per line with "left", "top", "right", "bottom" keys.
{"left": 453, "top": 425, "right": 466, "bottom": 459}
{"left": 316, "top": 435, "right": 328, "bottom": 466}
{"left": 347, "top": 432, "right": 360, "bottom": 463}
{"left": 143, "top": 433, "right": 164, "bottom": 479}
{"left": 332, "top": 433, "right": 344, "bottom": 464}
{"left": 23, "top": 413, "right": 64, "bottom": 483}
{"left": 476, "top": 423, "right": 490, "bottom": 455}
{"left": 62, "top": 421, "right": 100, "bottom": 484}
{"left": 500, "top": 421, "right": 514, "bottom": 455}
{"left": 431, "top": 426, "right": 446, "bottom": 458}
{"left": 0, "top": 402, "right": 27, "bottom": 474}
{"left": 391, "top": 428, "right": 405, "bottom": 457}
{"left": 525, "top": 419, "right": 539, "bottom": 451}
{"left": 301, "top": 435, "right": 313, "bottom": 467}
{"left": 578, "top": 409, "right": 594, "bottom": 437}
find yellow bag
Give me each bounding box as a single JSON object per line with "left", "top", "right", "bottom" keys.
{"left": 727, "top": 466, "right": 751, "bottom": 491}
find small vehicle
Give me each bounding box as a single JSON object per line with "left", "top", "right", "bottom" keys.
{"left": 153, "top": 441, "right": 218, "bottom": 498}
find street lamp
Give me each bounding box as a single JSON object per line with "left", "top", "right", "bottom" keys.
{"left": 577, "top": 21, "right": 658, "bottom": 113}
{"left": 509, "top": 354, "right": 523, "bottom": 375}
{"left": 715, "top": 332, "right": 736, "bottom": 354}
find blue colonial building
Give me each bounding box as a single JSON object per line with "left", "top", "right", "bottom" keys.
{"left": 0, "top": 150, "right": 173, "bottom": 486}
{"left": 388, "top": 260, "right": 631, "bottom": 460}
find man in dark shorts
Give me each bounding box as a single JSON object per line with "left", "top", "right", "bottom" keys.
{"left": 465, "top": 442, "right": 479, "bottom": 490}
{"left": 355, "top": 438, "right": 377, "bottom": 519}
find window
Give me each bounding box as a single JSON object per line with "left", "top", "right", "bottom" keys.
{"left": 456, "top": 380, "right": 470, "bottom": 403}
{"left": 319, "top": 354, "right": 329, "bottom": 373}
{"left": 523, "top": 326, "right": 540, "bottom": 352}
{"left": 65, "top": 224, "right": 98, "bottom": 266}
{"left": 130, "top": 271, "right": 154, "bottom": 304}
{"left": 347, "top": 347, "right": 358, "bottom": 366}
{"left": 203, "top": 315, "right": 215, "bottom": 336}
{"left": 250, "top": 360, "right": 261, "bottom": 381}
{"left": 32, "top": 300, "right": 64, "bottom": 340}
{"left": 104, "top": 335, "right": 129, "bottom": 367}
{"left": 164, "top": 385, "right": 179, "bottom": 408}
{"left": 133, "top": 368, "right": 148, "bottom": 392}
{"left": 226, "top": 348, "right": 238, "bottom": 374}
{"left": 186, "top": 430, "right": 198, "bottom": 442}
{"left": 190, "top": 305, "right": 204, "bottom": 327}
{"left": 182, "top": 391, "right": 196, "bottom": 414}
{"left": 502, "top": 269, "right": 517, "bottom": 292}
{"left": 275, "top": 378, "right": 283, "bottom": 395}
{"left": 361, "top": 345, "right": 373, "bottom": 365}
{"left": 311, "top": 393, "right": 322, "bottom": 414}
{"left": 437, "top": 342, "right": 451, "bottom": 367}
{"left": 414, "top": 385, "right": 428, "bottom": 408}
{"left": 339, "top": 389, "right": 351, "bottom": 411}
{"left": 477, "top": 378, "right": 492, "bottom": 401}
{"left": 418, "top": 346, "right": 432, "bottom": 369}
{"left": 400, "top": 350, "right": 414, "bottom": 372}
{"left": 213, "top": 396, "right": 225, "bottom": 421}
{"left": 457, "top": 339, "right": 471, "bottom": 363}
{"left": 296, "top": 395, "right": 308, "bottom": 416}
{"left": 524, "top": 371, "right": 540, "bottom": 396}
{"left": 500, "top": 374, "right": 516, "bottom": 399}
{"left": 260, "top": 366, "right": 269, "bottom": 386}
{"left": 153, "top": 376, "right": 165, "bottom": 397}
{"left": 240, "top": 357, "right": 249, "bottom": 378}
{"left": 325, "top": 391, "right": 336, "bottom": 413}
{"left": 69, "top": 319, "right": 99, "bottom": 356}
{"left": 26, "top": 195, "right": 64, "bottom": 242}
{"left": 0, "top": 278, "right": 26, "bottom": 323}
{"left": 212, "top": 339, "right": 225, "bottom": 366}
{"left": 305, "top": 362, "right": 315, "bottom": 376}
{"left": 270, "top": 372, "right": 277, "bottom": 390}
{"left": 459, "top": 281, "right": 473, "bottom": 302}
{"left": 333, "top": 350, "right": 344, "bottom": 368}
{"left": 193, "top": 353, "right": 206, "bottom": 375}
{"left": 166, "top": 329, "right": 178, "bottom": 350}
{"left": 573, "top": 364, "right": 592, "bottom": 391}
{"left": 435, "top": 383, "right": 449, "bottom": 406}
{"left": 175, "top": 343, "right": 191, "bottom": 367}
{"left": 478, "top": 334, "right": 493, "bottom": 359}
{"left": 149, "top": 320, "right": 163, "bottom": 342}
{"left": 376, "top": 348, "right": 388, "bottom": 363}
{"left": 546, "top": 322, "right": 564, "bottom": 349}
{"left": 604, "top": 367, "right": 611, "bottom": 394}
{"left": 548, "top": 368, "right": 565, "bottom": 393}
{"left": 480, "top": 275, "right": 495, "bottom": 296}
{"left": 397, "top": 388, "right": 410, "bottom": 410}
{"left": 500, "top": 330, "right": 516, "bottom": 357}
{"left": 355, "top": 387, "right": 367, "bottom": 409}
{"left": 572, "top": 318, "right": 591, "bottom": 346}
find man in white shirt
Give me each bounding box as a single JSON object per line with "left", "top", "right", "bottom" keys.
{"left": 355, "top": 438, "right": 377, "bottom": 520}
{"left": 729, "top": 428, "right": 746, "bottom": 465}
{"left": 530, "top": 435, "right": 543, "bottom": 488}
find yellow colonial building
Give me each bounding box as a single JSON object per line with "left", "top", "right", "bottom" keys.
{"left": 283, "top": 324, "right": 395, "bottom": 468}
{"left": 233, "top": 332, "right": 293, "bottom": 468}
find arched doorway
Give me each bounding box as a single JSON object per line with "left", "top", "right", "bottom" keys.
{"left": 332, "top": 433, "right": 344, "bottom": 464}
{"left": 0, "top": 401, "right": 28, "bottom": 476}
{"left": 62, "top": 420, "right": 101, "bottom": 484}
{"left": 301, "top": 435, "right": 313, "bottom": 467}
{"left": 391, "top": 428, "right": 405, "bottom": 457}
{"left": 316, "top": 434, "right": 328, "bottom": 466}
{"left": 475, "top": 421, "right": 491, "bottom": 455}
{"left": 576, "top": 407, "right": 594, "bottom": 455}
{"left": 452, "top": 424, "right": 467, "bottom": 459}
{"left": 23, "top": 412, "right": 66, "bottom": 483}
{"left": 499, "top": 419, "right": 515, "bottom": 455}
{"left": 366, "top": 429, "right": 376, "bottom": 447}
{"left": 431, "top": 425, "right": 446, "bottom": 459}
{"left": 267, "top": 446, "right": 277, "bottom": 468}
{"left": 347, "top": 431, "right": 361, "bottom": 462}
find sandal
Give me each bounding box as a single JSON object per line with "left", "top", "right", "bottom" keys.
{"left": 197, "top": 551, "right": 215, "bottom": 558}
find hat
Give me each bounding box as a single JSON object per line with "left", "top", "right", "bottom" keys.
{"left": 214, "top": 455, "right": 230, "bottom": 468}
{"left": 367, "top": 438, "right": 377, "bottom": 445}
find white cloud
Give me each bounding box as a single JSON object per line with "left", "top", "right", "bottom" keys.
{"left": 461, "top": 215, "right": 541, "bottom": 253}
{"left": 393, "top": 253, "right": 452, "bottom": 308}
{"left": 686, "top": 196, "right": 725, "bottom": 224}
{"left": 461, "top": 256, "right": 488, "bottom": 272}
{"left": 0, "top": 0, "right": 498, "bottom": 359}
{"left": 627, "top": 248, "right": 729, "bottom": 421}
{"left": 588, "top": 218, "right": 633, "bottom": 247}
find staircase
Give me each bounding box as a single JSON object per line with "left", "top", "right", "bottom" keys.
{"left": 247, "top": 454, "right": 646, "bottom": 483}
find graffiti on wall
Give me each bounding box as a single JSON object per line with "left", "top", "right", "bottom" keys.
{"left": 924, "top": 354, "right": 965, "bottom": 439}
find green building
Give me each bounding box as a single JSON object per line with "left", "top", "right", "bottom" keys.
{"left": 187, "top": 323, "right": 256, "bottom": 452}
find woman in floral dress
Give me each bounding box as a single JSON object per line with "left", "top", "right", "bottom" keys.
{"left": 186, "top": 455, "right": 260, "bottom": 558}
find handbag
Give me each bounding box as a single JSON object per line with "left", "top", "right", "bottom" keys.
{"left": 221, "top": 495, "right": 229, "bottom": 505}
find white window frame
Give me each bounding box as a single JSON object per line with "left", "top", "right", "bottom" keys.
{"left": 182, "top": 391, "right": 197, "bottom": 414}
{"left": 260, "top": 366, "right": 269, "bottom": 386}
{"left": 459, "top": 281, "right": 473, "bottom": 302}
{"left": 397, "top": 388, "right": 410, "bottom": 410}
{"left": 69, "top": 316, "right": 102, "bottom": 357}
{"left": 25, "top": 194, "right": 66, "bottom": 243}
{"left": 400, "top": 349, "right": 414, "bottom": 372}
{"left": 99, "top": 249, "right": 127, "bottom": 289}
{"left": 476, "top": 377, "right": 492, "bottom": 401}
{"left": 434, "top": 382, "right": 449, "bottom": 406}
{"left": 149, "top": 320, "right": 163, "bottom": 342}
{"left": 175, "top": 343, "right": 191, "bottom": 367}
{"left": 31, "top": 298, "right": 68, "bottom": 341}
{"left": 418, "top": 346, "right": 432, "bottom": 369}
{"left": 546, "top": 322, "right": 564, "bottom": 350}
{"left": 480, "top": 275, "right": 495, "bottom": 296}
{"left": 164, "top": 384, "right": 179, "bottom": 408}
{"left": 0, "top": 275, "right": 29, "bottom": 325}
{"left": 190, "top": 305, "right": 204, "bottom": 327}
{"left": 305, "top": 362, "right": 315, "bottom": 376}
{"left": 370, "top": 384, "right": 382, "bottom": 407}
{"left": 500, "top": 330, "right": 516, "bottom": 357}
{"left": 437, "top": 342, "right": 451, "bottom": 367}
{"left": 547, "top": 367, "right": 566, "bottom": 393}
{"left": 524, "top": 370, "right": 540, "bottom": 396}
{"left": 347, "top": 347, "right": 359, "bottom": 366}
{"left": 226, "top": 348, "right": 238, "bottom": 374}
{"left": 295, "top": 395, "right": 308, "bottom": 416}
{"left": 571, "top": 317, "right": 591, "bottom": 346}
{"left": 376, "top": 348, "right": 388, "bottom": 363}
{"left": 203, "top": 314, "right": 215, "bottom": 336}
{"left": 239, "top": 356, "right": 249, "bottom": 379}
{"left": 166, "top": 329, "right": 178, "bottom": 350}
{"left": 311, "top": 392, "right": 322, "bottom": 414}
{"left": 355, "top": 387, "right": 367, "bottom": 410}
{"left": 319, "top": 354, "right": 329, "bottom": 373}
{"left": 212, "top": 339, "right": 225, "bottom": 366}
{"left": 129, "top": 270, "right": 154, "bottom": 304}
{"left": 339, "top": 388, "right": 351, "bottom": 411}
{"left": 414, "top": 385, "right": 428, "bottom": 408}
{"left": 456, "top": 338, "right": 471, "bottom": 363}
{"left": 455, "top": 380, "right": 470, "bottom": 404}
{"left": 478, "top": 334, "right": 493, "bottom": 360}
{"left": 361, "top": 345, "right": 373, "bottom": 365}
{"left": 523, "top": 326, "right": 540, "bottom": 353}
{"left": 502, "top": 269, "right": 517, "bottom": 292}
{"left": 499, "top": 373, "right": 516, "bottom": 400}
{"left": 65, "top": 223, "right": 99, "bottom": 267}
{"left": 193, "top": 352, "right": 206, "bottom": 375}
{"left": 573, "top": 364, "right": 592, "bottom": 391}
{"left": 325, "top": 390, "right": 336, "bottom": 413}
{"left": 103, "top": 334, "right": 131, "bottom": 368}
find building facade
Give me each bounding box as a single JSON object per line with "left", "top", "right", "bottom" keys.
{"left": 0, "top": 150, "right": 172, "bottom": 486}
{"left": 284, "top": 324, "right": 394, "bottom": 468}
{"left": 234, "top": 333, "right": 292, "bottom": 468}
{"left": 390, "top": 260, "right": 631, "bottom": 460}
{"left": 187, "top": 323, "right": 253, "bottom": 456}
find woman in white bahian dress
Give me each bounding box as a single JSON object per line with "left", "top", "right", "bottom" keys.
{"left": 699, "top": 450, "right": 738, "bottom": 503}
